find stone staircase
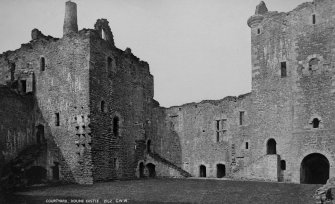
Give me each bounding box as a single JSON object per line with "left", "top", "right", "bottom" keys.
{"left": 148, "top": 152, "right": 192, "bottom": 178}
{"left": 1, "top": 143, "right": 46, "bottom": 190}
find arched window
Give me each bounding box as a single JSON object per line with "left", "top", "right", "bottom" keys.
{"left": 312, "top": 118, "right": 320, "bottom": 128}
{"left": 266, "top": 139, "right": 276, "bottom": 155}
{"left": 40, "top": 57, "right": 45, "bottom": 71}
{"left": 113, "top": 116, "right": 119, "bottom": 137}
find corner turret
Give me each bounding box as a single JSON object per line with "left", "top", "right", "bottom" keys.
{"left": 247, "top": 1, "right": 268, "bottom": 28}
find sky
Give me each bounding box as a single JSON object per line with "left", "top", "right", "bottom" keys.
{"left": 0, "top": 0, "right": 308, "bottom": 107}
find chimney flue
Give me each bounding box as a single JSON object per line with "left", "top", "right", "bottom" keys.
{"left": 63, "top": 1, "right": 78, "bottom": 36}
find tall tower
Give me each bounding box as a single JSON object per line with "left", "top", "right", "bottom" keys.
{"left": 63, "top": 1, "right": 78, "bottom": 36}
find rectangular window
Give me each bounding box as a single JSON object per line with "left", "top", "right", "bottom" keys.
{"left": 281, "top": 62, "right": 287, "bottom": 77}
{"left": 55, "top": 113, "right": 60, "bottom": 126}
{"left": 216, "top": 132, "right": 220, "bottom": 142}
{"left": 239, "top": 111, "right": 245, "bottom": 125}
{"left": 216, "top": 120, "right": 220, "bottom": 131}
{"left": 312, "top": 14, "right": 316, "bottom": 24}
{"left": 246, "top": 142, "right": 249, "bottom": 149}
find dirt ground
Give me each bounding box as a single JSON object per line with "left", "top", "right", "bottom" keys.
{"left": 3, "top": 178, "right": 321, "bottom": 204}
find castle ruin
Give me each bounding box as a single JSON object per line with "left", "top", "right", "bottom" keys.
{"left": 0, "top": 0, "right": 334, "bottom": 186}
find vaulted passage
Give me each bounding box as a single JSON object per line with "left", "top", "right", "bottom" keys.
{"left": 146, "top": 163, "right": 156, "bottom": 178}
{"left": 300, "top": 153, "right": 329, "bottom": 184}
{"left": 199, "top": 165, "right": 206, "bottom": 177}
{"left": 217, "top": 164, "right": 226, "bottom": 178}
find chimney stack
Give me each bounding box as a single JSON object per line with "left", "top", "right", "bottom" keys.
{"left": 63, "top": 1, "right": 78, "bottom": 36}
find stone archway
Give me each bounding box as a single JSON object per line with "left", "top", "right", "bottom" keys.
{"left": 146, "top": 163, "right": 156, "bottom": 178}
{"left": 300, "top": 153, "right": 329, "bottom": 184}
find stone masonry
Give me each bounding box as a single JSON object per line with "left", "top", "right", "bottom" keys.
{"left": 0, "top": 0, "right": 335, "bottom": 186}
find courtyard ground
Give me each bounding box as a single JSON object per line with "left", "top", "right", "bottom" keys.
{"left": 3, "top": 178, "right": 321, "bottom": 204}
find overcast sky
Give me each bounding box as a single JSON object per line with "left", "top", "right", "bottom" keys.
{"left": 0, "top": 0, "right": 308, "bottom": 107}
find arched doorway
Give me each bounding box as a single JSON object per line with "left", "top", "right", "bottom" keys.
{"left": 147, "top": 140, "right": 152, "bottom": 153}
{"left": 267, "top": 139, "right": 276, "bottom": 154}
{"left": 301, "top": 153, "right": 329, "bottom": 184}
{"left": 217, "top": 164, "right": 226, "bottom": 178}
{"left": 146, "top": 163, "right": 156, "bottom": 178}
{"left": 26, "top": 166, "right": 47, "bottom": 185}
{"left": 199, "top": 165, "right": 206, "bottom": 177}
{"left": 139, "top": 162, "right": 144, "bottom": 178}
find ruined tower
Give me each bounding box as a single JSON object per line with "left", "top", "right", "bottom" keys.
{"left": 63, "top": 1, "right": 78, "bottom": 36}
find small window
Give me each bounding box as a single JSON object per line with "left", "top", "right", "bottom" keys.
{"left": 257, "top": 28, "right": 261, "bottom": 34}
{"left": 281, "top": 160, "right": 286, "bottom": 170}
{"left": 113, "top": 116, "right": 120, "bottom": 136}
{"left": 281, "top": 62, "right": 287, "bottom": 77}
{"left": 312, "top": 14, "right": 316, "bottom": 25}
{"left": 55, "top": 113, "right": 60, "bottom": 126}
{"left": 102, "top": 29, "right": 107, "bottom": 40}
{"left": 100, "top": 101, "right": 105, "bottom": 112}
{"left": 107, "top": 57, "right": 112, "bottom": 73}
{"left": 40, "top": 57, "right": 45, "bottom": 71}
{"left": 216, "top": 120, "right": 220, "bottom": 131}
{"left": 239, "top": 111, "right": 245, "bottom": 125}
{"left": 309, "top": 58, "right": 319, "bottom": 70}
{"left": 216, "top": 132, "right": 220, "bottom": 143}
{"left": 21, "top": 80, "right": 27, "bottom": 93}
{"left": 312, "top": 118, "right": 320, "bottom": 128}
{"left": 245, "top": 142, "right": 249, "bottom": 149}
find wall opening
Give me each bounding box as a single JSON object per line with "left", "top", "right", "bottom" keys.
{"left": 309, "top": 58, "right": 319, "bottom": 70}
{"left": 10, "top": 63, "right": 15, "bottom": 81}
{"left": 100, "top": 100, "right": 105, "bottom": 112}
{"left": 312, "top": 14, "right": 316, "bottom": 24}
{"left": 21, "top": 80, "right": 27, "bottom": 93}
{"left": 139, "top": 162, "right": 145, "bottom": 178}
{"left": 281, "top": 62, "right": 287, "bottom": 77}
{"left": 102, "top": 29, "right": 107, "bottom": 40}
{"left": 216, "top": 164, "right": 226, "bottom": 178}
{"left": 257, "top": 28, "right": 261, "bottom": 34}
{"left": 147, "top": 140, "right": 152, "bottom": 153}
{"left": 146, "top": 163, "right": 156, "bottom": 178}
{"left": 36, "top": 124, "right": 44, "bottom": 144}
{"left": 55, "top": 113, "right": 60, "bottom": 126}
{"left": 40, "top": 57, "right": 45, "bottom": 71}
{"left": 266, "top": 139, "right": 276, "bottom": 155}
{"left": 312, "top": 118, "right": 320, "bottom": 128}
{"left": 239, "top": 111, "right": 245, "bottom": 125}
{"left": 280, "top": 160, "right": 286, "bottom": 170}
{"left": 199, "top": 165, "right": 206, "bottom": 177}
{"left": 26, "top": 166, "right": 47, "bottom": 185}
{"left": 52, "top": 162, "right": 60, "bottom": 180}
{"left": 246, "top": 142, "right": 249, "bottom": 149}
{"left": 300, "top": 153, "right": 329, "bottom": 184}
{"left": 113, "top": 116, "right": 119, "bottom": 136}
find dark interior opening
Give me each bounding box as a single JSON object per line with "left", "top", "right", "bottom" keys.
{"left": 40, "top": 57, "right": 45, "bottom": 71}
{"left": 312, "top": 118, "right": 320, "bottom": 128}
{"left": 21, "top": 80, "right": 26, "bottom": 93}
{"left": 36, "top": 124, "right": 44, "bottom": 144}
{"left": 267, "top": 139, "right": 277, "bottom": 155}
{"left": 139, "top": 162, "right": 144, "bottom": 178}
{"left": 146, "top": 163, "right": 156, "bottom": 178}
{"left": 147, "top": 140, "right": 152, "bottom": 153}
{"left": 281, "top": 160, "right": 286, "bottom": 170}
{"left": 26, "top": 166, "right": 47, "bottom": 185}
{"left": 301, "top": 153, "right": 329, "bottom": 184}
{"left": 217, "top": 164, "right": 226, "bottom": 178}
{"left": 199, "top": 165, "right": 206, "bottom": 177}
{"left": 52, "top": 162, "right": 60, "bottom": 180}
{"left": 113, "top": 116, "right": 119, "bottom": 136}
